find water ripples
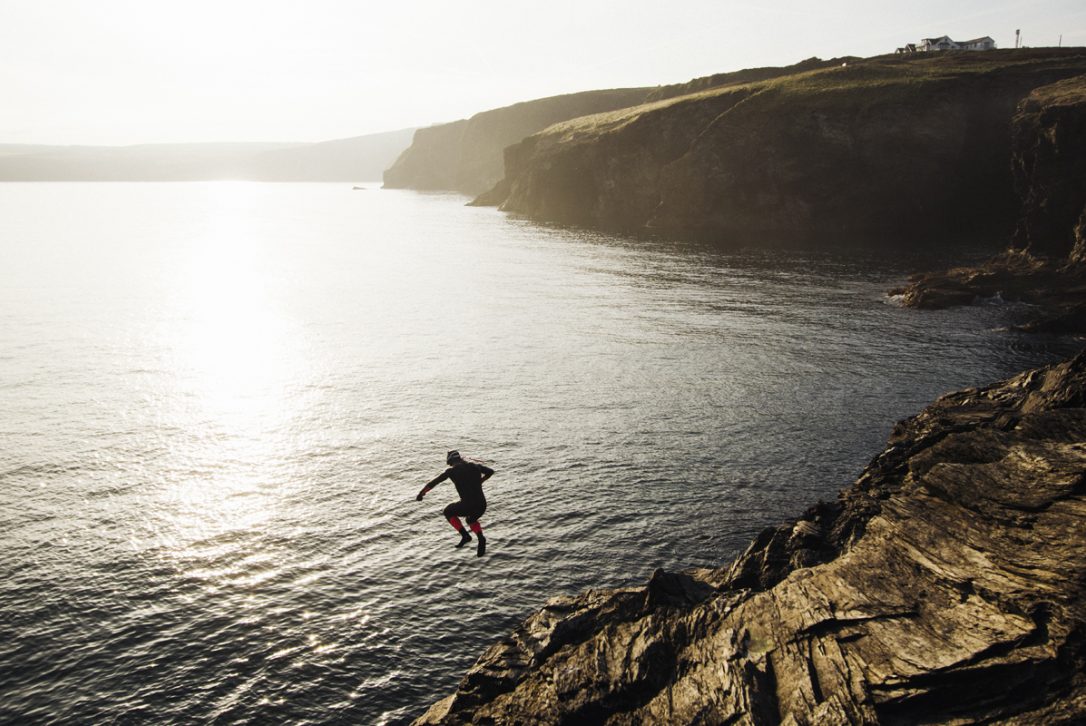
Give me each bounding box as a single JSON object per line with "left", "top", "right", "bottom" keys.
{"left": 1, "top": 183, "right": 1082, "bottom": 724}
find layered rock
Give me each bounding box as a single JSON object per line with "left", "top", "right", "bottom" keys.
{"left": 478, "top": 49, "right": 1086, "bottom": 244}
{"left": 895, "top": 74, "right": 1086, "bottom": 331}
{"left": 382, "top": 89, "right": 653, "bottom": 196}
{"left": 415, "top": 353, "right": 1086, "bottom": 724}
{"left": 1011, "top": 74, "right": 1086, "bottom": 262}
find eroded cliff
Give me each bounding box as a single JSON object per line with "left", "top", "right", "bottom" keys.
{"left": 382, "top": 89, "right": 652, "bottom": 196}
{"left": 896, "top": 73, "right": 1086, "bottom": 330}
{"left": 415, "top": 353, "right": 1086, "bottom": 725}
{"left": 480, "top": 49, "right": 1086, "bottom": 245}
{"left": 1010, "top": 74, "right": 1086, "bottom": 262}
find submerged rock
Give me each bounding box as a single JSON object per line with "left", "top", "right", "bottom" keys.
{"left": 415, "top": 353, "right": 1086, "bottom": 724}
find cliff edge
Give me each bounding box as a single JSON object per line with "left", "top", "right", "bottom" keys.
{"left": 415, "top": 353, "right": 1086, "bottom": 724}
{"left": 478, "top": 49, "right": 1086, "bottom": 245}
{"left": 382, "top": 58, "right": 850, "bottom": 199}
{"left": 382, "top": 89, "right": 653, "bottom": 196}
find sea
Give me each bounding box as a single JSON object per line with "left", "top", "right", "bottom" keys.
{"left": 1, "top": 182, "right": 1079, "bottom": 724}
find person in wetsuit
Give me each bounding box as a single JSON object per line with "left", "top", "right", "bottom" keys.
{"left": 416, "top": 450, "right": 493, "bottom": 557}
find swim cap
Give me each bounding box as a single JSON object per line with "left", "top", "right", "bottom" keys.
{"left": 446, "top": 450, "right": 462, "bottom": 465}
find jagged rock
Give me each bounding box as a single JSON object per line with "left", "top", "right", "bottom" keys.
{"left": 895, "top": 74, "right": 1086, "bottom": 330}
{"left": 643, "top": 568, "right": 715, "bottom": 609}
{"left": 1011, "top": 75, "right": 1086, "bottom": 262}
{"left": 415, "top": 354, "right": 1086, "bottom": 724}
{"left": 891, "top": 249, "right": 1061, "bottom": 309}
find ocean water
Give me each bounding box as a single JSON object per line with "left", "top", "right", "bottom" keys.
{"left": 0, "top": 182, "right": 1078, "bottom": 724}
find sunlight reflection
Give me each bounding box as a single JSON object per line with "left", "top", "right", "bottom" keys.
{"left": 157, "top": 185, "right": 302, "bottom": 552}
{"left": 161, "top": 470, "right": 276, "bottom": 550}
{"left": 177, "top": 215, "right": 290, "bottom": 418}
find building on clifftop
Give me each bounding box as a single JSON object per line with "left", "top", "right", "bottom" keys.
{"left": 897, "top": 35, "right": 996, "bottom": 52}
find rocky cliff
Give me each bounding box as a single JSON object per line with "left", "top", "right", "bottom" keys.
{"left": 382, "top": 89, "right": 653, "bottom": 196}
{"left": 1011, "top": 74, "right": 1086, "bottom": 262}
{"left": 478, "top": 49, "right": 1086, "bottom": 245}
{"left": 415, "top": 353, "right": 1086, "bottom": 724}
{"left": 895, "top": 73, "right": 1086, "bottom": 331}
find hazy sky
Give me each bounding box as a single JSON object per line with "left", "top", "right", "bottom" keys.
{"left": 3, "top": 0, "right": 1084, "bottom": 145}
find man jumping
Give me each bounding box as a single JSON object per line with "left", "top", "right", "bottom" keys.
{"left": 417, "top": 450, "right": 493, "bottom": 557}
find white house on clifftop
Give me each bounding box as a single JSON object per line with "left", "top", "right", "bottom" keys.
{"left": 897, "top": 35, "right": 996, "bottom": 53}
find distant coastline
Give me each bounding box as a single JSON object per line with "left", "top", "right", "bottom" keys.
{"left": 0, "top": 128, "right": 415, "bottom": 182}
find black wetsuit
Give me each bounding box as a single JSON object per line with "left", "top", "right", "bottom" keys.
{"left": 436, "top": 461, "right": 492, "bottom": 524}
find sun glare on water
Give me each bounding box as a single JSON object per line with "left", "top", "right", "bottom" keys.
{"left": 154, "top": 183, "right": 305, "bottom": 552}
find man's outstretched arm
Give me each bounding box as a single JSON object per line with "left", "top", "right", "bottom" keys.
{"left": 417, "top": 471, "right": 449, "bottom": 501}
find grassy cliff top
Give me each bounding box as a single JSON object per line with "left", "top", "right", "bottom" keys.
{"left": 1024, "top": 71, "right": 1086, "bottom": 107}
{"left": 531, "top": 48, "right": 1086, "bottom": 144}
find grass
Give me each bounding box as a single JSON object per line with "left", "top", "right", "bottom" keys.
{"left": 536, "top": 48, "right": 1086, "bottom": 144}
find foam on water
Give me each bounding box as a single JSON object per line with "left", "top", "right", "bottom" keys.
{"left": 0, "top": 182, "right": 1079, "bottom": 724}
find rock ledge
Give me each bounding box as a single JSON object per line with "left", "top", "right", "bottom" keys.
{"left": 416, "top": 354, "right": 1086, "bottom": 724}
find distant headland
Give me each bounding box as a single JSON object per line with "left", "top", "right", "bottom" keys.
{"left": 0, "top": 128, "right": 415, "bottom": 182}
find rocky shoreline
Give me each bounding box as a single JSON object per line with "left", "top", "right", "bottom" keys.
{"left": 399, "top": 52, "right": 1086, "bottom": 725}
{"left": 415, "top": 353, "right": 1086, "bottom": 724}
{"left": 892, "top": 249, "right": 1086, "bottom": 333}
{"left": 896, "top": 74, "right": 1086, "bottom": 332}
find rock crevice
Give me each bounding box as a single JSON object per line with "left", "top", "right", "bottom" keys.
{"left": 895, "top": 73, "right": 1086, "bottom": 331}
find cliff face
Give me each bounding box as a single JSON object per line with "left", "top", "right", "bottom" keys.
{"left": 416, "top": 353, "right": 1086, "bottom": 725}
{"left": 382, "top": 120, "right": 471, "bottom": 192}
{"left": 896, "top": 74, "right": 1086, "bottom": 330}
{"left": 382, "top": 89, "right": 652, "bottom": 196}
{"left": 1010, "top": 74, "right": 1086, "bottom": 263}
{"left": 481, "top": 50, "right": 1086, "bottom": 244}
{"left": 486, "top": 84, "right": 762, "bottom": 228}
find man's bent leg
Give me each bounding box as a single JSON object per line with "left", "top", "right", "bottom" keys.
{"left": 468, "top": 519, "right": 486, "bottom": 557}
{"left": 444, "top": 502, "right": 472, "bottom": 548}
